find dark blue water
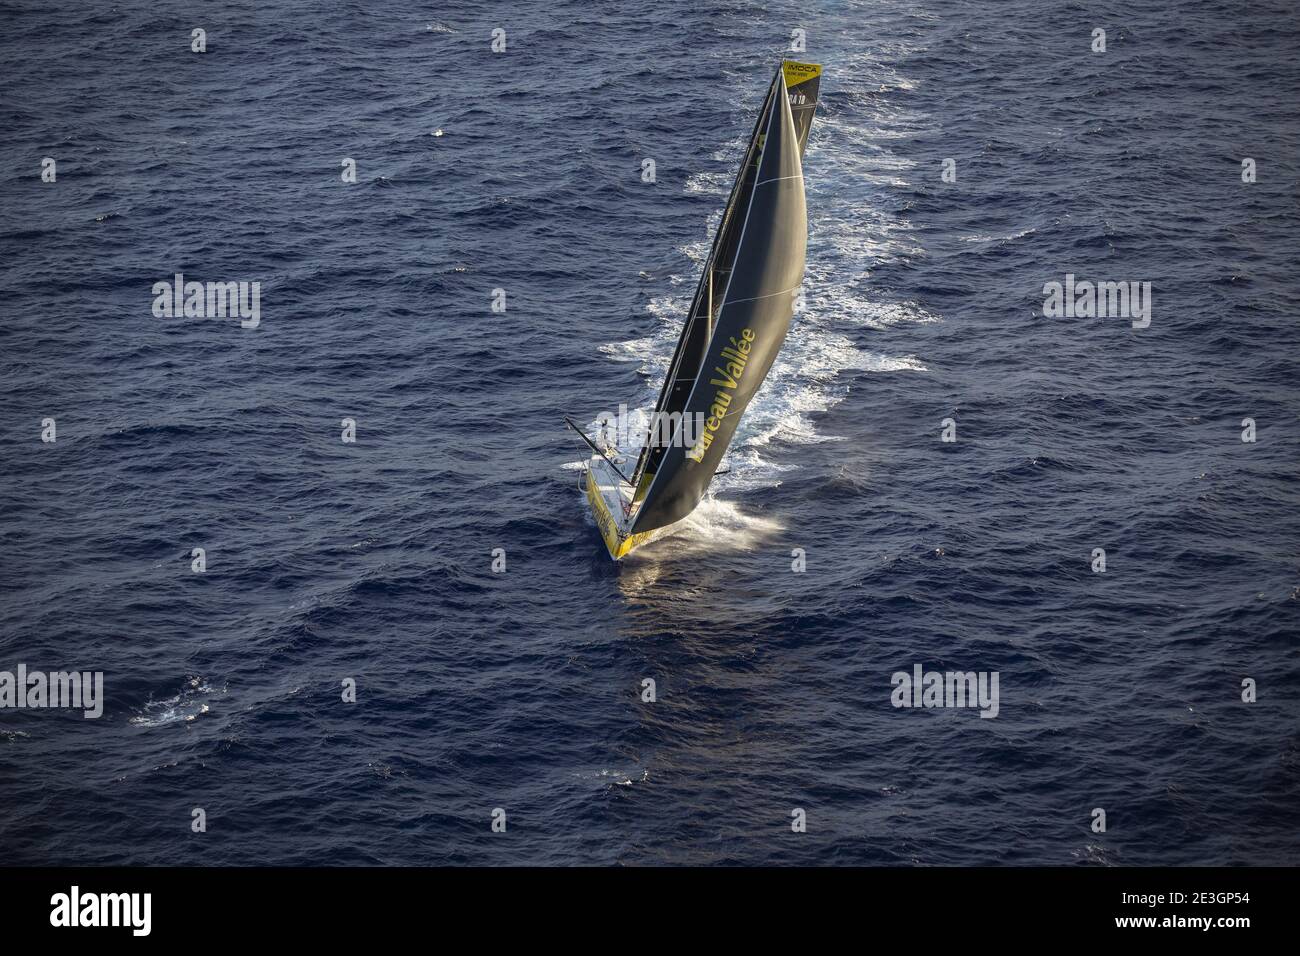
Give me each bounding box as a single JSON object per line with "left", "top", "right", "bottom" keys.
{"left": 2, "top": 0, "right": 1298, "bottom": 865}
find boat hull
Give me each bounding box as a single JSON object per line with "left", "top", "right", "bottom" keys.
{"left": 583, "top": 455, "right": 659, "bottom": 560}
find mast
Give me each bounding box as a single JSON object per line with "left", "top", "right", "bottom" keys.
{"left": 706, "top": 267, "right": 713, "bottom": 333}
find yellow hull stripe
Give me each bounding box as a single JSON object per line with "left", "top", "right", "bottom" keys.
{"left": 586, "top": 468, "right": 657, "bottom": 560}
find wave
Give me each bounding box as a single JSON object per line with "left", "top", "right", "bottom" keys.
{"left": 129, "top": 677, "right": 223, "bottom": 728}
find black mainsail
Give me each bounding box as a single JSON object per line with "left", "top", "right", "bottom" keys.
{"left": 626, "top": 61, "right": 821, "bottom": 536}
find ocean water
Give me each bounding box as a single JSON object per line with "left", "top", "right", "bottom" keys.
{"left": 1, "top": 0, "right": 1298, "bottom": 866}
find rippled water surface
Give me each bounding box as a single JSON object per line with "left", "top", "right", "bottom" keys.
{"left": 1, "top": 0, "right": 1298, "bottom": 865}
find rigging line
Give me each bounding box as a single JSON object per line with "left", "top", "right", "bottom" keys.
{"left": 563, "top": 417, "right": 634, "bottom": 486}
{"left": 754, "top": 173, "right": 804, "bottom": 187}
{"left": 717, "top": 283, "right": 803, "bottom": 308}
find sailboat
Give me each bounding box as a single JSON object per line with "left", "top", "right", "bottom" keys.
{"left": 571, "top": 60, "right": 822, "bottom": 560}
